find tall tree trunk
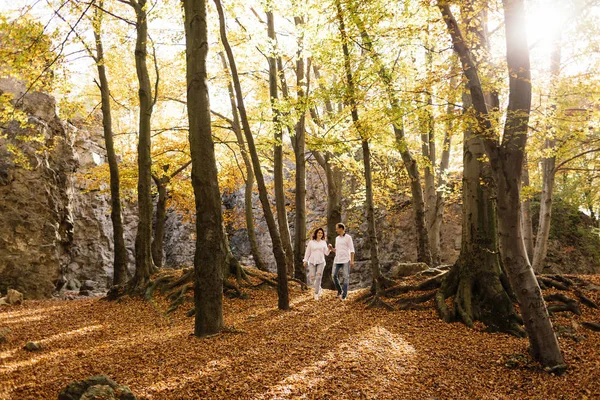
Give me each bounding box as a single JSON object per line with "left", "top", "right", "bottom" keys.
{"left": 130, "top": 0, "right": 156, "bottom": 292}
{"left": 313, "top": 151, "right": 342, "bottom": 290}
{"left": 436, "top": 92, "right": 521, "bottom": 333}
{"left": 215, "top": 0, "right": 289, "bottom": 310}
{"left": 151, "top": 175, "right": 167, "bottom": 269}
{"left": 183, "top": 0, "right": 225, "bottom": 337}
{"left": 438, "top": 0, "right": 565, "bottom": 371}
{"left": 267, "top": 9, "right": 295, "bottom": 277}
{"left": 349, "top": 7, "right": 432, "bottom": 266}
{"left": 309, "top": 64, "right": 343, "bottom": 289}
{"left": 521, "top": 156, "right": 534, "bottom": 262}
{"left": 337, "top": 0, "right": 384, "bottom": 295}
{"left": 292, "top": 16, "right": 308, "bottom": 283}
{"left": 218, "top": 52, "right": 267, "bottom": 271}
{"left": 532, "top": 36, "right": 561, "bottom": 273}
{"left": 92, "top": 4, "right": 128, "bottom": 286}
{"left": 429, "top": 89, "right": 454, "bottom": 266}
{"left": 421, "top": 90, "right": 438, "bottom": 266}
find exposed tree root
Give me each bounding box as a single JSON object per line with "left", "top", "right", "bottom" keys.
{"left": 575, "top": 289, "right": 599, "bottom": 309}
{"left": 396, "top": 291, "right": 436, "bottom": 310}
{"left": 538, "top": 276, "right": 569, "bottom": 291}
{"left": 243, "top": 268, "right": 278, "bottom": 288}
{"left": 544, "top": 294, "right": 581, "bottom": 316}
{"left": 582, "top": 321, "right": 600, "bottom": 331}
{"left": 366, "top": 296, "right": 395, "bottom": 310}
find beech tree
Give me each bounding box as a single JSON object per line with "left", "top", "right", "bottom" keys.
{"left": 214, "top": 0, "right": 290, "bottom": 310}
{"left": 183, "top": 0, "right": 225, "bottom": 336}
{"left": 437, "top": 0, "right": 565, "bottom": 371}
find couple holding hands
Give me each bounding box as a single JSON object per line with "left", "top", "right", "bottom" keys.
{"left": 302, "top": 223, "right": 355, "bottom": 301}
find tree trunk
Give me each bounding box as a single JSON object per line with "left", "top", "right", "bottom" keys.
{"left": 151, "top": 176, "right": 167, "bottom": 269}
{"left": 349, "top": 7, "right": 432, "bottom": 266}
{"left": 314, "top": 151, "right": 342, "bottom": 290}
{"left": 215, "top": 0, "right": 289, "bottom": 310}
{"left": 430, "top": 95, "right": 453, "bottom": 266}
{"left": 267, "top": 10, "right": 295, "bottom": 277}
{"left": 438, "top": 0, "right": 565, "bottom": 371}
{"left": 183, "top": 0, "right": 225, "bottom": 337}
{"left": 292, "top": 16, "right": 307, "bottom": 283}
{"left": 532, "top": 36, "right": 561, "bottom": 273}
{"left": 92, "top": 5, "right": 128, "bottom": 286}
{"left": 130, "top": 0, "right": 156, "bottom": 292}
{"left": 218, "top": 52, "right": 267, "bottom": 272}
{"left": 337, "top": 0, "right": 384, "bottom": 293}
{"left": 520, "top": 157, "right": 534, "bottom": 262}
{"left": 309, "top": 64, "right": 342, "bottom": 290}
{"left": 436, "top": 92, "right": 522, "bottom": 334}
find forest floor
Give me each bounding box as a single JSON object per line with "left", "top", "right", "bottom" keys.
{"left": 1, "top": 273, "right": 600, "bottom": 400}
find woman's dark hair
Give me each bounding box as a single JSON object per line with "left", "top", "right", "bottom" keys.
{"left": 312, "top": 227, "right": 325, "bottom": 240}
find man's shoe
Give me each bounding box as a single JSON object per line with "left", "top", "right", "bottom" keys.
{"left": 341, "top": 295, "right": 347, "bottom": 301}
{"left": 336, "top": 292, "right": 342, "bottom": 298}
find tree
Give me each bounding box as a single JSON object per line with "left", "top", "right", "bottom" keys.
{"left": 336, "top": 0, "right": 387, "bottom": 302}
{"left": 214, "top": 0, "right": 289, "bottom": 310}
{"left": 437, "top": 0, "right": 565, "bottom": 371}
{"left": 183, "top": 0, "right": 225, "bottom": 336}
{"left": 346, "top": 1, "right": 432, "bottom": 266}
{"left": 92, "top": 2, "right": 128, "bottom": 286}
{"left": 266, "top": 7, "right": 295, "bottom": 276}
{"left": 122, "top": 0, "right": 158, "bottom": 293}
{"left": 151, "top": 161, "right": 192, "bottom": 269}
{"left": 217, "top": 51, "right": 267, "bottom": 272}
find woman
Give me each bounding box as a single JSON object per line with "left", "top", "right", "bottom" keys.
{"left": 303, "top": 227, "right": 330, "bottom": 300}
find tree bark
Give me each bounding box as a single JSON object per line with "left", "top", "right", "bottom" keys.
{"left": 438, "top": 0, "right": 565, "bottom": 370}
{"left": 92, "top": 4, "right": 128, "bottom": 286}
{"left": 521, "top": 156, "right": 534, "bottom": 262}
{"left": 348, "top": 6, "right": 432, "bottom": 266}
{"left": 532, "top": 36, "right": 561, "bottom": 273}
{"left": 218, "top": 52, "right": 267, "bottom": 272}
{"left": 215, "top": 0, "right": 289, "bottom": 310}
{"left": 292, "top": 16, "right": 308, "bottom": 283}
{"left": 436, "top": 92, "right": 521, "bottom": 334}
{"left": 130, "top": 0, "right": 156, "bottom": 292}
{"left": 151, "top": 175, "right": 167, "bottom": 269}
{"left": 337, "top": 0, "right": 384, "bottom": 294}
{"left": 309, "top": 63, "right": 342, "bottom": 289}
{"left": 267, "top": 10, "right": 295, "bottom": 277}
{"left": 183, "top": 0, "right": 225, "bottom": 337}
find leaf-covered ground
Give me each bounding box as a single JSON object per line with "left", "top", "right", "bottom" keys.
{"left": 1, "top": 275, "right": 600, "bottom": 399}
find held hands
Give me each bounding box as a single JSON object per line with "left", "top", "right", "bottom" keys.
{"left": 328, "top": 243, "right": 335, "bottom": 252}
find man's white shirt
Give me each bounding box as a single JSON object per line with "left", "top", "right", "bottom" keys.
{"left": 333, "top": 234, "right": 355, "bottom": 264}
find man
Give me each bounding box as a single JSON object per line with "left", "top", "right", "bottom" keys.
{"left": 328, "top": 223, "right": 355, "bottom": 301}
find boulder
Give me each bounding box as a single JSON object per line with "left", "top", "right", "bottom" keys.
{"left": 388, "top": 262, "right": 430, "bottom": 278}
{"left": 24, "top": 341, "right": 42, "bottom": 351}
{"left": 58, "top": 375, "right": 136, "bottom": 400}
{"left": 80, "top": 280, "right": 97, "bottom": 291}
{"left": 67, "top": 279, "right": 81, "bottom": 291}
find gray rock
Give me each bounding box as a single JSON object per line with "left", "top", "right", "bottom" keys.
{"left": 80, "top": 280, "right": 96, "bottom": 291}
{"left": 58, "top": 375, "right": 136, "bottom": 400}
{"left": 80, "top": 385, "right": 116, "bottom": 400}
{"left": 24, "top": 341, "right": 42, "bottom": 351}
{"left": 388, "top": 262, "right": 430, "bottom": 278}
{"left": 67, "top": 279, "right": 81, "bottom": 291}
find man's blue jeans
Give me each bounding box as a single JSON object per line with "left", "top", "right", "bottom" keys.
{"left": 332, "top": 262, "right": 350, "bottom": 298}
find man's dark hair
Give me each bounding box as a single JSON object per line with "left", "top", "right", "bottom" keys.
{"left": 336, "top": 223, "right": 346, "bottom": 231}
